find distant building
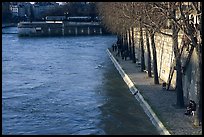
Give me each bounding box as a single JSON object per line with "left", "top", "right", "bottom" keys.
{"left": 10, "top": 2, "right": 32, "bottom": 20}
{"left": 10, "top": 4, "right": 18, "bottom": 17}
{"left": 32, "top": 2, "right": 59, "bottom": 20}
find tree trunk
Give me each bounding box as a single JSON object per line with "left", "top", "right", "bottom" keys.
{"left": 140, "top": 21, "right": 145, "bottom": 71}
{"left": 122, "top": 32, "right": 128, "bottom": 60}
{"left": 131, "top": 27, "right": 136, "bottom": 63}
{"left": 198, "top": 50, "right": 202, "bottom": 126}
{"left": 193, "top": 40, "right": 202, "bottom": 126}
{"left": 193, "top": 11, "right": 202, "bottom": 126}
{"left": 124, "top": 31, "right": 128, "bottom": 60}
{"left": 128, "top": 29, "right": 132, "bottom": 60}
{"left": 175, "top": 57, "right": 184, "bottom": 108}
{"left": 172, "top": 9, "right": 184, "bottom": 108}
{"left": 150, "top": 31, "right": 159, "bottom": 84}
{"left": 146, "top": 30, "right": 152, "bottom": 77}
{"left": 123, "top": 33, "right": 126, "bottom": 59}
{"left": 121, "top": 33, "right": 125, "bottom": 59}
{"left": 198, "top": 16, "right": 202, "bottom": 125}
{"left": 117, "top": 34, "right": 122, "bottom": 57}
{"left": 117, "top": 35, "right": 121, "bottom": 52}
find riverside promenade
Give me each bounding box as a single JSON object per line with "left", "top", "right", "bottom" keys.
{"left": 107, "top": 48, "right": 202, "bottom": 135}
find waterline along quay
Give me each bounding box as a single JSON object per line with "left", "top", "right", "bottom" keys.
{"left": 17, "top": 21, "right": 110, "bottom": 36}
{"left": 2, "top": 2, "right": 202, "bottom": 135}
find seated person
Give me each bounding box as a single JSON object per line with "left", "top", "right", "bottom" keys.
{"left": 185, "top": 100, "right": 196, "bottom": 116}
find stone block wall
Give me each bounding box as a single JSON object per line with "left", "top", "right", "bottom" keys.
{"left": 130, "top": 28, "right": 198, "bottom": 102}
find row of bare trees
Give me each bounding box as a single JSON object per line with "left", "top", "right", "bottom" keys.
{"left": 97, "top": 2, "right": 202, "bottom": 127}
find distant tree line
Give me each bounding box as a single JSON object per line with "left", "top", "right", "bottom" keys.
{"left": 43, "top": 2, "right": 97, "bottom": 19}
{"left": 2, "top": 2, "right": 12, "bottom": 23}
{"left": 2, "top": 2, "right": 98, "bottom": 23}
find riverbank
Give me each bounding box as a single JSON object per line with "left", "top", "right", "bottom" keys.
{"left": 107, "top": 48, "right": 202, "bottom": 135}
{"left": 2, "top": 23, "right": 17, "bottom": 28}
{"left": 17, "top": 21, "right": 110, "bottom": 36}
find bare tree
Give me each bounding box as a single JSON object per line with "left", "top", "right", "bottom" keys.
{"left": 145, "top": 29, "right": 152, "bottom": 77}
{"left": 97, "top": 2, "right": 202, "bottom": 126}
{"left": 141, "top": 3, "right": 165, "bottom": 84}
{"left": 97, "top": 2, "right": 161, "bottom": 84}
{"left": 97, "top": 2, "right": 135, "bottom": 61}
{"left": 152, "top": 2, "right": 202, "bottom": 125}
{"left": 139, "top": 18, "right": 145, "bottom": 71}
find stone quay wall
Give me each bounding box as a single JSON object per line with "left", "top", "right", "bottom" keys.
{"left": 17, "top": 22, "right": 110, "bottom": 37}
{"left": 129, "top": 28, "right": 198, "bottom": 102}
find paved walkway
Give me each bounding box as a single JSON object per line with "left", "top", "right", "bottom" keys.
{"left": 108, "top": 48, "right": 202, "bottom": 135}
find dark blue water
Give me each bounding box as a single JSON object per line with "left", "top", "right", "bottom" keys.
{"left": 2, "top": 27, "right": 158, "bottom": 135}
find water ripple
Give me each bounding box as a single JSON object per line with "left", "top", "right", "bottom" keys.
{"left": 2, "top": 30, "right": 158, "bottom": 135}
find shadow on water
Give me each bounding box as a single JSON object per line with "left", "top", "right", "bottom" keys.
{"left": 97, "top": 60, "right": 159, "bottom": 135}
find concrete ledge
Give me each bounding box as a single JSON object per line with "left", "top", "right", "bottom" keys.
{"left": 107, "top": 49, "right": 170, "bottom": 135}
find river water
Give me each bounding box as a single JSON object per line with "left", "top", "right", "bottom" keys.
{"left": 2, "top": 27, "right": 158, "bottom": 135}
